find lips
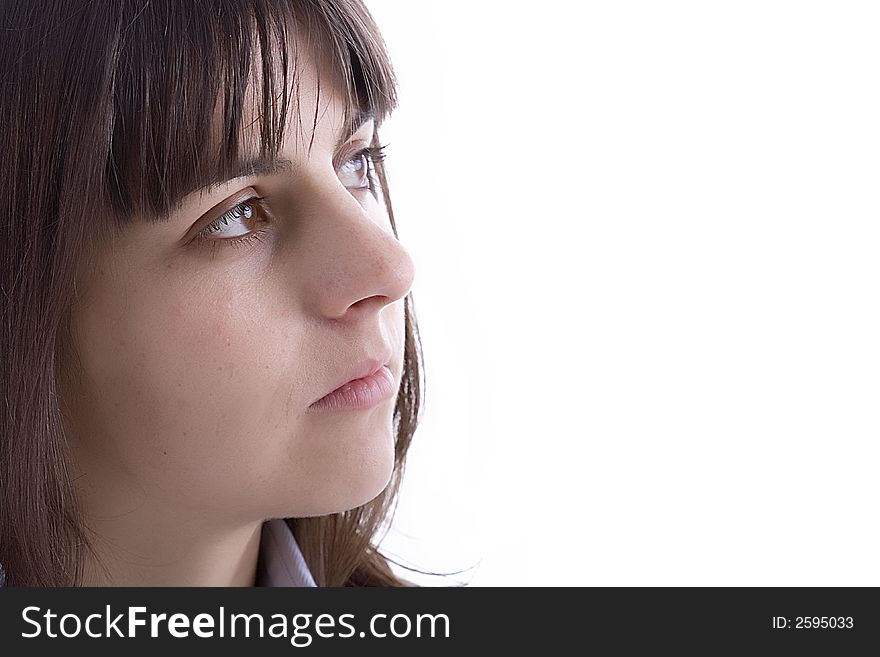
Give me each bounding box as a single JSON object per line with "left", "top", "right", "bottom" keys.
{"left": 308, "top": 364, "right": 396, "bottom": 413}
{"left": 311, "top": 355, "right": 391, "bottom": 406}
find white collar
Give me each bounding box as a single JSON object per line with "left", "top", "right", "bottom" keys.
{"left": 255, "top": 518, "right": 318, "bottom": 587}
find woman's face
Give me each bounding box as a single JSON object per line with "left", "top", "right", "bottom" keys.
{"left": 61, "top": 39, "right": 415, "bottom": 531}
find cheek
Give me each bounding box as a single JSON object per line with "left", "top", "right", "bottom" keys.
{"left": 67, "top": 275, "right": 301, "bottom": 513}
{"left": 66, "top": 268, "right": 402, "bottom": 521}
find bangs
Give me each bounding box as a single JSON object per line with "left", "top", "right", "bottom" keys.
{"left": 103, "top": 0, "right": 398, "bottom": 225}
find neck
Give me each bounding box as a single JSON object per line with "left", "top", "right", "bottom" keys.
{"left": 77, "top": 510, "right": 263, "bottom": 586}
{"left": 72, "top": 452, "right": 264, "bottom": 586}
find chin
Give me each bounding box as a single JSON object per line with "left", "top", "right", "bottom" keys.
{"left": 334, "top": 418, "right": 397, "bottom": 511}
{"left": 277, "top": 438, "right": 396, "bottom": 519}
{"left": 330, "top": 451, "right": 396, "bottom": 515}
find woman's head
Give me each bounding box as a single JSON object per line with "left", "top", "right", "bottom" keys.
{"left": 0, "top": 0, "right": 423, "bottom": 586}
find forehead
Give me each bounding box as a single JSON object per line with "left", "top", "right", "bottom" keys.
{"left": 176, "top": 25, "right": 375, "bottom": 206}
{"left": 100, "top": 3, "right": 395, "bottom": 228}
{"left": 215, "top": 23, "right": 352, "bottom": 160}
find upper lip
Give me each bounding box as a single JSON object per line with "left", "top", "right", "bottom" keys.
{"left": 312, "top": 352, "right": 392, "bottom": 404}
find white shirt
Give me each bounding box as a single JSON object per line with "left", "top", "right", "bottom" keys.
{"left": 255, "top": 518, "right": 318, "bottom": 587}
{"left": 0, "top": 518, "right": 317, "bottom": 587}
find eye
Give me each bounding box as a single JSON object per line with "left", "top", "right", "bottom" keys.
{"left": 192, "top": 145, "right": 388, "bottom": 255}
{"left": 194, "top": 197, "right": 270, "bottom": 253}
{"left": 338, "top": 144, "right": 387, "bottom": 192}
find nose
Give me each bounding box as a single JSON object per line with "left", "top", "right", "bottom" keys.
{"left": 294, "top": 178, "right": 416, "bottom": 320}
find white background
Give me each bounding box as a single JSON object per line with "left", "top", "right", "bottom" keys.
{"left": 367, "top": 0, "right": 880, "bottom": 585}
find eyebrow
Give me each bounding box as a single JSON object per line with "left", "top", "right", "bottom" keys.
{"left": 190, "top": 108, "right": 375, "bottom": 198}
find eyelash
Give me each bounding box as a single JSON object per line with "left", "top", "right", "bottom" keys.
{"left": 194, "top": 144, "right": 388, "bottom": 254}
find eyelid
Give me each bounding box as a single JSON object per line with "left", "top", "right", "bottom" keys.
{"left": 333, "top": 139, "right": 373, "bottom": 170}
{"left": 182, "top": 186, "right": 260, "bottom": 243}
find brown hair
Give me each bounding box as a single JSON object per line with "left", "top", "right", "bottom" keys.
{"left": 0, "top": 0, "right": 424, "bottom": 586}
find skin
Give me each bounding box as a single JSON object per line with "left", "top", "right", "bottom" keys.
{"left": 60, "top": 33, "right": 415, "bottom": 586}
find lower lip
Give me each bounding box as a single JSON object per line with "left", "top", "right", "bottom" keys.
{"left": 308, "top": 365, "right": 396, "bottom": 413}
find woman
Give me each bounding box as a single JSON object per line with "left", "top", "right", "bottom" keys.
{"left": 0, "top": 0, "right": 424, "bottom": 587}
